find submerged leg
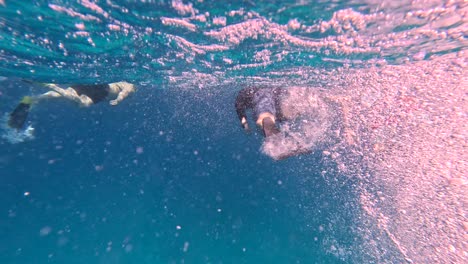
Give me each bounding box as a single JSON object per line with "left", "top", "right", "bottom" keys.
{"left": 46, "top": 85, "right": 93, "bottom": 107}
{"left": 38, "top": 91, "right": 62, "bottom": 99}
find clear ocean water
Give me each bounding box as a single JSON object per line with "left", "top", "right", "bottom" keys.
{"left": 0, "top": 1, "right": 466, "bottom": 263}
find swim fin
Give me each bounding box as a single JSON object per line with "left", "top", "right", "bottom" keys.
{"left": 8, "top": 96, "right": 33, "bottom": 130}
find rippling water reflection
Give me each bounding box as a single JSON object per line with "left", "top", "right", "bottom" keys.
{"left": 0, "top": 0, "right": 466, "bottom": 84}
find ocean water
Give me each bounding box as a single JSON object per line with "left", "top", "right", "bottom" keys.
{"left": 0, "top": 1, "right": 466, "bottom": 263}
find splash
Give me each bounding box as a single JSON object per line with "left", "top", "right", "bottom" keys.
{"left": 248, "top": 51, "right": 466, "bottom": 263}
{"left": 314, "top": 52, "right": 466, "bottom": 263}
{"left": 261, "top": 87, "right": 335, "bottom": 160}
{"left": 0, "top": 114, "right": 34, "bottom": 144}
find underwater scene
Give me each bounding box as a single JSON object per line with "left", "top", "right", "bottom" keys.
{"left": 0, "top": 0, "right": 466, "bottom": 263}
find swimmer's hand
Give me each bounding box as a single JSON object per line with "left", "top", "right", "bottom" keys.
{"left": 109, "top": 100, "right": 119, "bottom": 106}
{"left": 241, "top": 117, "right": 250, "bottom": 132}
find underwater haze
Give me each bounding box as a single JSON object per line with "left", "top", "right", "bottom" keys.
{"left": 0, "top": 0, "right": 467, "bottom": 263}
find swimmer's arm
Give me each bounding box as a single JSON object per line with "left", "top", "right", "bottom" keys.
{"left": 109, "top": 83, "right": 134, "bottom": 106}
{"left": 109, "top": 89, "right": 130, "bottom": 106}
{"left": 235, "top": 88, "right": 255, "bottom": 131}
{"left": 235, "top": 98, "right": 249, "bottom": 131}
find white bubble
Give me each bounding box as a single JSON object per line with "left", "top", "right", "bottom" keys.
{"left": 183, "top": 241, "right": 189, "bottom": 252}
{"left": 57, "top": 237, "right": 69, "bottom": 246}
{"left": 39, "top": 226, "right": 52, "bottom": 236}
{"left": 124, "top": 244, "right": 133, "bottom": 253}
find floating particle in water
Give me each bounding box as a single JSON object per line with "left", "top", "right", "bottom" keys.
{"left": 8, "top": 210, "right": 16, "bottom": 218}
{"left": 79, "top": 212, "right": 87, "bottom": 220}
{"left": 106, "top": 241, "right": 112, "bottom": 252}
{"left": 39, "top": 226, "right": 52, "bottom": 236}
{"left": 176, "top": 225, "right": 182, "bottom": 230}
{"left": 23, "top": 191, "right": 30, "bottom": 196}
{"left": 136, "top": 146, "right": 144, "bottom": 154}
{"left": 57, "top": 236, "right": 69, "bottom": 247}
{"left": 183, "top": 241, "right": 189, "bottom": 252}
{"left": 124, "top": 244, "right": 133, "bottom": 253}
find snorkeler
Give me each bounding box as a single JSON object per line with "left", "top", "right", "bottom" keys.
{"left": 7, "top": 81, "right": 136, "bottom": 130}
{"left": 235, "top": 87, "right": 282, "bottom": 138}
{"left": 236, "top": 86, "right": 340, "bottom": 160}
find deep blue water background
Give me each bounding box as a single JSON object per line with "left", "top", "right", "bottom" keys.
{"left": 0, "top": 80, "right": 355, "bottom": 263}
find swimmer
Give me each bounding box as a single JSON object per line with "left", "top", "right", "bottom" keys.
{"left": 235, "top": 87, "right": 339, "bottom": 160}
{"left": 7, "top": 81, "right": 136, "bottom": 130}
{"left": 235, "top": 87, "right": 282, "bottom": 138}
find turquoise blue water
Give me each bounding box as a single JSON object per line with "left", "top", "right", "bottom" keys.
{"left": 1, "top": 81, "right": 360, "bottom": 263}
{"left": 0, "top": 1, "right": 465, "bottom": 263}
{"left": 1, "top": 82, "right": 356, "bottom": 263}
